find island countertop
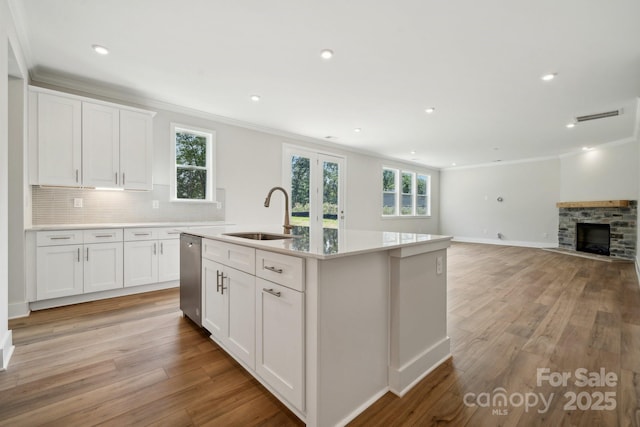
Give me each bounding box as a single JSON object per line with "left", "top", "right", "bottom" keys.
{"left": 179, "top": 224, "right": 452, "bottom": 260}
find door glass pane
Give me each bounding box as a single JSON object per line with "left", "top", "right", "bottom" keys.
{"left": 322, "top": 161, "right": 339, "bottom": 229}
{"left": 291, "top": 155, "right": 311, "bottom": 228}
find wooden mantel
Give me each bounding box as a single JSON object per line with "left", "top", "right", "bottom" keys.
{"left": 556, "top": 200, "right": 630, "bottom": 208}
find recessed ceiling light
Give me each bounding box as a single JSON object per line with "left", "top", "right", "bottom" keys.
{"left": 354, "top": 128, "right": 361, "bottom": 133}
{"left": 451, "top": 162, "right": 457, "bottom": 166}
{"left": 582, "top": 146, "right": 592, "bottom": 151}
{"left": 320, "top": 49, "right": 334, "bottom": 59}
{"left": 410, "top": 150, "right": 416, "bottom": 155}
{"left": 324, "top": 135, "right": 337, "bottom": 139}
{"left": 425, "top": 107, "right": 436, "bottom": 114}
{"left": 250, "top": 95, "right": 261, "bottom": 102}
{"left": 541, "top": 73, "right": 557, "bottom": 81}
{"left": 92, "top": 44, "right": 109, "bottom": 55}
{"left": 566, "top": 123, "right": 576, "bottom": 128}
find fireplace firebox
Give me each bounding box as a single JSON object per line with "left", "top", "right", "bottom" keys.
{"left": 576, "top": 223, "right": 610, "bottom": 256}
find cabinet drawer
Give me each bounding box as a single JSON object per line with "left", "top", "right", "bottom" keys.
{"left": 256, "top": 250, "right": 305, "bottom": 291}
{"left": 124, "top": 228, "right": 158, "bottom": 241}
{"left": 37, "top": 230, "right": 83, "bottom": 247}
{"left": 203, "top": 239, "right": 255, "bottom": 275}
{"left": 156, "top": 228, "right": 182, "bottom": 240}
{"left": 83, "top": 228, "right": 123, "bottom": 243}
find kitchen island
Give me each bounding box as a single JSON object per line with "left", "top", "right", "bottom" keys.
{"left": 181, "top": 225, "right": 452, "bottom": 427}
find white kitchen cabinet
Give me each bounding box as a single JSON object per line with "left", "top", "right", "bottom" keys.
{"left": 124, "top": 228, "right": 181, "bottom": 286}
{"left": 36, "top": 244, "right": 84, "bottom": 300}
{"left": 158, "top": 238, "right": 180, "bottom": 282}
{"left": 37, "top": 92, "right": 82, "bottom": 186}
{"left": 124, "top": 240, "right": 159, "bottom": 287}
{"left": 82, "top": 102, "right": 120, "bottom": 188}
{"left": 119, "top": 110, "right": 153, "bottom": 190}
{"left": 256, "top": 278, "right": 305, "bottom": 411}
{"left": 36, "top": 229, "right": 124, "bottom": 300}
{"left": 30, "top": 86, "right": 155, "bottom": 189}
{"left": 202, "top": 252, "right": 256, "bottom": 369}
{"left": 84, "top": 242, "right": 124, "bottom": 293}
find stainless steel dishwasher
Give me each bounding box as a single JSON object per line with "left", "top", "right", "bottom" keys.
{"left": 180, "top": 233, "right": 202, "bottom": 327}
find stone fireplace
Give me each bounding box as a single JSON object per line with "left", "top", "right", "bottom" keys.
{"left": 557, "top": 200, "right": 637, "bottom": 260}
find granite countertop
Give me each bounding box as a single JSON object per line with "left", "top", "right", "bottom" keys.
{"left": 181, "top": 225, "right": 452, "bottom": 260}
{"left": 28, "top": 221, "right": 230, "bottom": 231}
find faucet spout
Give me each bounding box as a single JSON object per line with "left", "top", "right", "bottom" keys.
{"left": 264, "top": 186, "right": 293, "bottom": 234}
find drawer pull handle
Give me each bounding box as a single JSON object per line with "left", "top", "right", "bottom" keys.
{"left": 264, "top": 265, "right": 283, "bottom": 274}
{"left": 95, "top": 234, "right": 113, "bottom": 238}
{"left": 263, "top": 288, "right": 281, "bottom": 298}
{"left": 134, "top": 233, "right": 150, "bottom": 236}
{"left": 167, "top": 232, "right": 180, "bottom": 235}
{"left": 50, "top": 236, "right": 72, "bottom": 240}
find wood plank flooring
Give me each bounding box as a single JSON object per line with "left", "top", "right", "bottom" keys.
{"left": 2, "top": 243, "right": 639, "bottom": 426}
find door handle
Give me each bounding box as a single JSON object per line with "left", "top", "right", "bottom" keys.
{"left": 263, "top": 288, "right": 281, "bottom": 298}
{"left": 86, "top": 247, "right": 89, "bottom": 261}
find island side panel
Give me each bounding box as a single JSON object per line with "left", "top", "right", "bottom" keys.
{"left": 389, "top": 242, "right": 451, "bottom": 396}
{"left": 313, "top": 251, "right": 390, "bottom": 427}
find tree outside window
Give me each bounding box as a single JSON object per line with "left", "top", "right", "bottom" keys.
{"left": 171, "top": 124, "right": 215, "bottom": 201}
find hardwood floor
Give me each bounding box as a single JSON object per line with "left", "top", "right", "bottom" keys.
{"left": 2, "top": 243, "right": 639, "bottom": 426}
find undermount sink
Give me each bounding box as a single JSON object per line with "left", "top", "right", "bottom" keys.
{"left": 223, "top": 232, "right": 295, "bottom": 241}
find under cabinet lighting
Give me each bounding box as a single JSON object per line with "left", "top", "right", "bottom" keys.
{"left": 92, "top": 44, "right": 109, "bottom": 55}
{"left": 95, "top": 187, "right": 124, "bottom": 191}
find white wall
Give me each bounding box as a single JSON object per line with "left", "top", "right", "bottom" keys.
{"left": 441, "top": 140, "right": 639, "bottom": 247}
{"left": 145, "top": 106, "right": 441, "bottom": 233}
{"left": 440, "top": 159, "right": 560, "bottom": 246}
{"left": 560, "top": 142, "right": 638, "bottom": 201}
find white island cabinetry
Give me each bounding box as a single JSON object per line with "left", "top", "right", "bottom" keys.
{"left": 186, "top": 226, "right": 451, "bottom": 427}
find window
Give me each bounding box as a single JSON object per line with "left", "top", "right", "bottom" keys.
{"left": 382, "top": 167, "right": 430, "bottom": 217}
{"left": 171, "top": 124, "right": 216, "bottom": 201}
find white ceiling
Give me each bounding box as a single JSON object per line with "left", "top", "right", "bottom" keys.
{"left": 10, "top": 0, "right": 640, "bottom": 168}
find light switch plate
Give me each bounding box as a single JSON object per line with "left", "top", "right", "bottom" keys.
{"left": 436, "top": 256, "right": 443, "bottom": 275}
{"left": 73, "top": 198, "right": 83, "bottom": 208}
{"left": 152, "top": 200, "right": 159, "bottom": 209}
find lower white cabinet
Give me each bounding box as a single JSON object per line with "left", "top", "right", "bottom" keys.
{"left": 203, "top": 258, "right": 256, "bottom": 369}
{"left": 201, "top": 238, "right": 305, "bottom": 412}
{"left": 256, "top": 278, "right": 305, "bottom": 411}
{"left": 124, "top": 240, "right": 159, "bottom": 287}
{"left": 83, "top": 242, "right": 124, "bottom": 293}
{"left": 37, "top": 245, "right": 84, "bottom": 300}
{"left": 36, "top": 229, "right": 123, "bottom": 300}
{"left": 124, "top": 228, "right": 180, "bottom": 287}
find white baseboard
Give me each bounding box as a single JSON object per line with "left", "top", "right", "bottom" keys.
{"left": 334, "top": 387, "right": 390, "bottom": 427}
{"left": 389, "top": 336, "right": 451, "bottom": 397}
{"left": 29, "top": 281, "right": 179, "bottom": 311}
{"left": 452, "top": 236, "right": 558, "bottom": 249}
{"left": 0, "top": 330, "right": 15, "bottom": 371}
{"left": 8, "top": 302, "right": 30, "bottom": 319}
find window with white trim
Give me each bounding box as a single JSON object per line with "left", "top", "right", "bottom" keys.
{"left": 382, "top": 167, "right": 430, "bottom": 217}
{"left": 171, "top": 123, "right": 216, "bottom": 201}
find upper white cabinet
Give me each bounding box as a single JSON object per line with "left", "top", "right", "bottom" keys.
{"left": 37, "top": 93, "right": 82, "bottom": 186}
{"left": 30, "top": 87, "right": 156, "bottom": 190}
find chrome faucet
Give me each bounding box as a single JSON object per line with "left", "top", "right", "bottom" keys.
{"left": 264, "top": 186, "right": 293, "bottom": 235}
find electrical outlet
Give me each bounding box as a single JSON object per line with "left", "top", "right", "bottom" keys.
{"left": 152, "top": 200, "right": 159, "bottom": 209}
{"left": 73, "top": 198, "right": 83, "bottom": 208}
{"left": 216, "top": 201, "right": 223, "bottom": 209}
{"left": 436, "top": 256, "right": 443, "bottom": 275}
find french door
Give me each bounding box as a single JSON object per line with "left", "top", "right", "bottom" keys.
{"left": 283, "top": 145, "right": 345, "bottom": 251}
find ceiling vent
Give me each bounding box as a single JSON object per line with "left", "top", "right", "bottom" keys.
{"left": 575, "top": 109, "right": 622, "bottom": 123}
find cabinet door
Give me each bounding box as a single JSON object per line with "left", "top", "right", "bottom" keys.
{"left": 36, "top": 245, "right": 83, "bottom": 300}
{"left": 37, "top": 93, "right": 82, "bottom": 186}
{"left": 120, "top": 110, "right": 153, "bottom": 190}
{"left": 256, "top": 278, "right": 305, "bottom": 411}
{"left": 202, "top": 258, "right": 227, "bottom": 341}
{"left": 82, "top": 102, "right": 120, "bottom": 188}
{"left": 158, "top": 239, "right": 180, "bottom": 282}
{"left": 124, "top": 241, "right": 158, "bottom": 287}
{"left": 84, "top": 243, "right": 124, "bottom": 292}
{"left": 226, "top": 268, "right": 256, "bottom": 369}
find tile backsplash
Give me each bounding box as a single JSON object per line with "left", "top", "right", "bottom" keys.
{"left": 32, "top": 184, "right": 225, "bottom": 225}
